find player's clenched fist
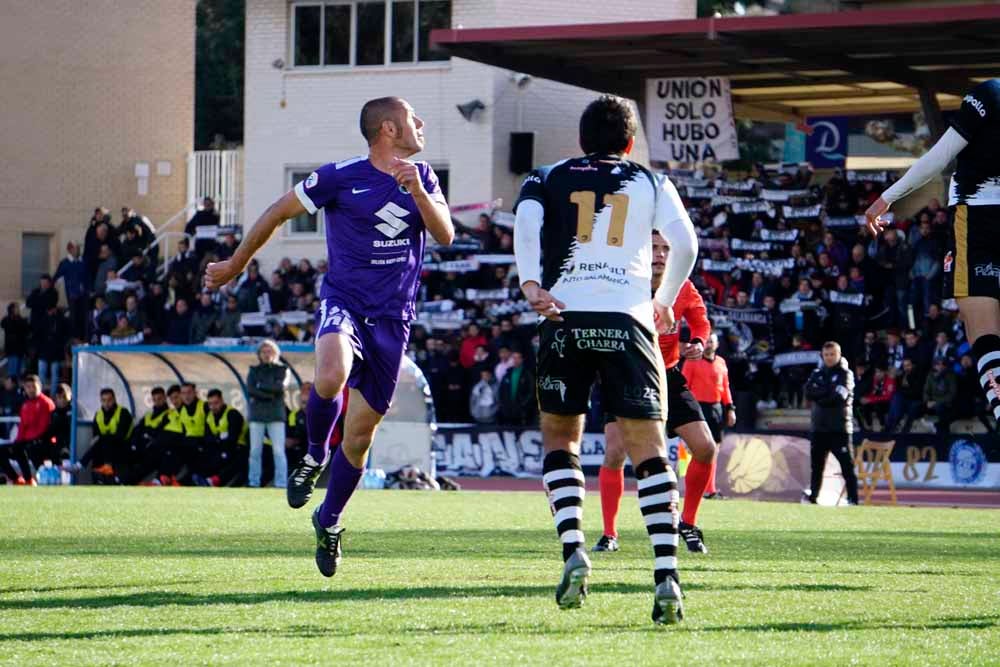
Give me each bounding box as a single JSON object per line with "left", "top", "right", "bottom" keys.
{"left": 205, "top": 259, "right": 240, "bottom": 290}
{"left": 389, "top": 157, "right": 425, "bottom": 195}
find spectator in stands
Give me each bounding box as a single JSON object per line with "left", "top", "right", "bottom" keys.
{"left": 0, "top": 374, "right": 54, "bottom": 484}
{"left": 93, "top": 245, "right": 118, "bottom": 296}
{"left": 246, "top": 340, "right": 288, "bottom": 488}
{"left": 294, "top": 259, "right": 316, "bottom": 289}
{"left": 26, "top": 274, "right": 58, "bottom": 331}
{"left": 498, "top": 350, "right": 535, "bottom": 426}
{"left": 908, "top": 221, "right": 941, "bottom": 325}
{"left": 237, "top": 262, "right": 269, "bottom": 313}
{"left": 202, "top": 388, "right": 246, "bottom": 486}
{"left": 885, "top": 358, "right": 923, "bottom": 434}
{"left": 2, "top": 303, "right": 30, "bottom": 379}
{"left": 54, "top": 242, "right": 88, "bottom": 340}
{"left": 779, "top": 335, "right": 813, "bottom": 408}
{"left": 83, "top": 209, "right": 110, "bottom": 285}
{"left": 36, "top": 305, "right": 69, "bottom": 394}
{"left": 108, "top": 313, "right": 140, "bottom": 344}
{"left": 902, "top": 329, "right": 931, "bottom": 375}
{"left": 493, "top": 346, "right": 513, "bottom": 383}
{"left": 123, "top": 295, "right": 144, "bottom": 334}
{"left": 748, "top": 272, "right": 767, "bottom": 307}
{"left": 141, "top": 283, "right": 167, "bottom": 341}
{"left": 191, "top": 292, "right": 218, "bottom": 344}
{"left": 165, "top": 299, "right": 193, "bottom": 345}
{"left": 269, "top": 272, "right": 290, "bottom": 313}
{"left": 924, "top": 302, "right": 950, "bottom": 341}
{"left": 932, "top": 331, "right": 956, "bottom": 367}
{"left": 923, "top": 357, "right": 957, "bottom": 435}
{"left": 185, "top": 197, "right": 221, "bottom": 258}
{"left": 170, "top": 238, "right": 198, "bottom": 278}
{"left": 469, "top": 369, "right": 499, "bottom": 424}
{"left": 803, "top": 342, "right": 859, "bottom": 505}
{"left": 438, "top": 351, "right": 470, "bottom": 423}
{"left": 118, "top": 251, "right": 155, "bottom": 286}
{"left": 177, "top": 382, "right": 207, "bottom": 483}
{"left": 216, "top": 295, "right": 242, "bottom": 338}
{"left": 859, "top": 366, "right": 895, "bottom": 431}
{"left": 859, "top": 330, "right": 887, "bottom": 370}
{"left": 217, "top": 232, "right": 238, "bottom": 261}
{"left": 885, "top": 329, "right": 904, "bottom": 371}
{"left": 875, "top": 229, "right": 912, "bottom": 327}
{"left": 80, "top": 387, "right": 132, "bottom": 483}
{"left": 818, "top": 231, "right": 848, "bottom": 270}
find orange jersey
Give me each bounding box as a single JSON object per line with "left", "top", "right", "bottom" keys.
{"left": 657, "top": 280, "right": 711, "bottom": 370}
{"left": 681, "top": 354, "right": 733, "bottom": 406}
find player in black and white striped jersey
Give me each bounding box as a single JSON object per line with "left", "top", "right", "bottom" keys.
{"left": 516, "top": 95, "right": 698, "bottom": 624}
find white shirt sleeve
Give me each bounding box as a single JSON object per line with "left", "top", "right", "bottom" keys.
{"left": 881, "top": 127, "right": 968, "bottom": 204}
{"left": 652, "top": 176, "right": 698, "bottom": 307}
{"left": 513, "top": 199, "right": 544, "bottom": 286}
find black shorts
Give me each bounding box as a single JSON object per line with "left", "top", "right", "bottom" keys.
{"left": 945, "top": 204, "right": 1000, "bottom": 300}
{"left": 604, "top": 367, "right": 704, "bottom": 436}
{"left": 700, "top": 402, "right": 724, "bottom": 443}
{"left": 537, "top": 311, "right": 665, "bottom": 421}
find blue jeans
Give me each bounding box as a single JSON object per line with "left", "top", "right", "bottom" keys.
{"left": 248, "top": 421, "right": 287, "bottom": 488}
{"left": 5, "top": 356, "right": 24, "bottom": 379}
{"left": 37, "top": 360, "right": 61, "bottom": 395}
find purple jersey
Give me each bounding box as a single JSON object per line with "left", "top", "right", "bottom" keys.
{"left": 294, "top": 156, "right": 443, "bottom": 320}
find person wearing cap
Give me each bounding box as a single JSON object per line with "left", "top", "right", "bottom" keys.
{"left": 247, "top": 339, "right": 290, "bottom": 488}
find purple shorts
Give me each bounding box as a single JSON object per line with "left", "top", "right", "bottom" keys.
{"left": 315, "top": 299, "right": 411, "bottom": 415}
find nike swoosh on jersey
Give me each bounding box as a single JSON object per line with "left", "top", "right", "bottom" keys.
{"left": 352, "top": 187, "right": 371, "bottom": 194}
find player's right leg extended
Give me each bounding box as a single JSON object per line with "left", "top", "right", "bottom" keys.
{"left": 541, "top": 412, "right": 592, "bottom": 609}
{"left": 287, "top": 328, "right": 351, "bottom": 509}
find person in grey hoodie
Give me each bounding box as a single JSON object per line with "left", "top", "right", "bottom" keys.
{"left": 247, "top": 339, "right": 289, "bottom": 487}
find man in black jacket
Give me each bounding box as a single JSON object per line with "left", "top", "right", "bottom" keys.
{"left": 498, "top": 350, "right": 536, "bottom": 426}
{"left": 804, "top": 342, "right": 859, "bottom": 505}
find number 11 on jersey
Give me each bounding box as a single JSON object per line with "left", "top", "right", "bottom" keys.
{"left": 570, "top": 191, "right": 630, "bottom": 247}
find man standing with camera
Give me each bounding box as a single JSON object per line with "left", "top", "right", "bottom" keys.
{"left": 804, "top": 342, "right": 859, "bottom": 505}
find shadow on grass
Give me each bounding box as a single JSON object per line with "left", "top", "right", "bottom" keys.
{"left": 2, "top": 529, "right": 998, "bottom": 562}
{"left": 0, "top": 581, "right": 876, "bottom": 611}
{"left": 0, "top": 580, "right": 205, "bottom": 595}
{"left": 2, "top": 615, "right": 996, "bottom": 644}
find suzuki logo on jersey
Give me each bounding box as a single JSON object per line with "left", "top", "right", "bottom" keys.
{"left": 964, "top": 94, "right": 987, "bottom": 117}
{"left": 374, "top": 202, "right": 411, "bottom": 238}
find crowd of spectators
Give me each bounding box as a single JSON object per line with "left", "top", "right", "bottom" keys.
{"left": 1, "top": 164, "right": 995, "bottom": 442}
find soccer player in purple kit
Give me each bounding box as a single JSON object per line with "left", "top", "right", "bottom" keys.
{"left": 205, "top": 97, "right": 453, "bottom": 577}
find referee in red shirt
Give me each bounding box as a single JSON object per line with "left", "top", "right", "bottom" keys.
{"left": 681, "top": 332, "right": 736, "bottom": 498}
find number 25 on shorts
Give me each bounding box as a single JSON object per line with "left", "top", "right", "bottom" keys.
{"left": 570, "top": 191, "right": 630, "bottom": 247}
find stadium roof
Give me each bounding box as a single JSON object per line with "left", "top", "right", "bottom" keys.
{"left": 431, "top": 4, "right": 1000, "bottom": 122}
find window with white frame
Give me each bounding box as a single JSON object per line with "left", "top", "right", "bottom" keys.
{"left": 287, "top": 170, "right": 321, "bottom": 235}
{"left": 291, "top": 1, "right": 451, "bottom": 68}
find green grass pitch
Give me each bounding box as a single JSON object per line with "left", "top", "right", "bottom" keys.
{"left": 1, "top": 487, "right": 998, "bottom": 665}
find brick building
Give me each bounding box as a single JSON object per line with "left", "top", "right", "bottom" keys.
{"left": 0, "top": 0, "right": 195, "bottom": 302}
{"left": 243, "top": 0, "right": 695, "bottom": 272}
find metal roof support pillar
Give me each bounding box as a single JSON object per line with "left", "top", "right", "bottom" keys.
{"left": 917, "top": 86, "right": 947, "bottom": 142}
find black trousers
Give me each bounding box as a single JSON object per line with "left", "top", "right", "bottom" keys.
{"left": 810, "top": 431, "right": 859, "bottom": 504}
{"left": 0, "top": 442, "right": 33, "bottom": 480}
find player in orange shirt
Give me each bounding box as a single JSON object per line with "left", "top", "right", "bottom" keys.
{"left": 596, "top": 231, "right": 720, "bottom": 554}
{"left": 681, "top": 332, "right": 736, "bottom": 499}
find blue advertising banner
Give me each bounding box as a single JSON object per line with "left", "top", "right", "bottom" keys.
{"left": 805, "top": 116, "right": 848, "bottom": 168}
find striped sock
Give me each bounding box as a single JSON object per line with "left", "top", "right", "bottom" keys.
{"left": 543, "top": 450, "right": 585, "bottom": 562}
{"left": 636, "top": 457, "right": 680, "bottom": 586}
{"left": 973, "top": 334, "right": 1000, "bottom": 422}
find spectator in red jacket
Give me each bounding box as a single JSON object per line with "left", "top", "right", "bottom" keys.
{"left": 0, "top": 374, "right": 54, "bottom": 485}
{"left": 859, "top": 367, "right": 896, "bottom": 431}
{"left": 458, "top": 323, "right": 487, "bottom": 369}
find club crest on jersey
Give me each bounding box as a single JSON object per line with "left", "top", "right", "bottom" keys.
{"left": 305, "top": 171, "right": 318, "bottom": 188}
{"left": 551, "top": 329, "right": 568, "bottom": 358}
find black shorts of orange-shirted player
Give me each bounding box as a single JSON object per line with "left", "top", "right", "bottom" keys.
{"left": 513, "top": 94, "right": 698, "bottom": 624}
{"left": 866, "top": 78, "right": 1000, "bottom": 426}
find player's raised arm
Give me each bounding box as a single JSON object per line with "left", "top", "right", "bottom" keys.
{"left": 864, "top": 127, "right": 968, "bottom": 236}
{"left": 652, "top": 175, "right": 698, "bottom": 330}
{"left": 205, "top": 190, "right": 306, "bottom": 289}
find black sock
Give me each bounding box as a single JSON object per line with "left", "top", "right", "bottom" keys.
{"left": 635, "top": 456, "right": 679, "bottom": 586}
{"left": 543, "top": 450, "right": 585, "bottom": 562}
{"left": 972, "top": 334, "right": 1000, "bottom": 423}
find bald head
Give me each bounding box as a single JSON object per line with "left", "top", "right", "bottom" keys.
{"left": 360, "top": 97, "right": 406, "bottom": 145}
